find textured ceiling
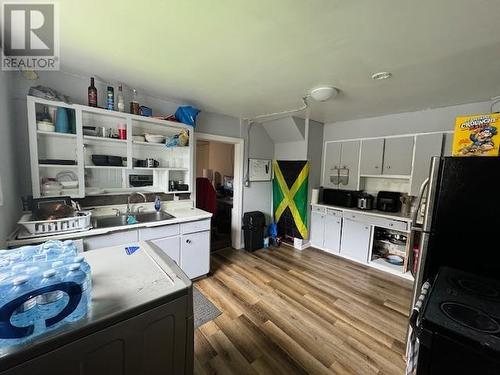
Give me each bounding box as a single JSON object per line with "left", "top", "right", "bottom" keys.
{"left": 59, "top": 0, "right": 500, "bottom": 123}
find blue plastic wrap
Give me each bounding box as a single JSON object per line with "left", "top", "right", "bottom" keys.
{"left": 174, "top": 105, "right": 200, "bottom": 127}
{"left": 0, "top": 240, "right": 91, "bottom": 347}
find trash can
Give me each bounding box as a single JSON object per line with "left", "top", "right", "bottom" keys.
{"left": 242, "top": 211, "right": 266, "bottom": 251}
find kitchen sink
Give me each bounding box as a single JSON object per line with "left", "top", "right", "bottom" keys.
{"left": 91, "top": 211, "right": 175, "bottom": 228}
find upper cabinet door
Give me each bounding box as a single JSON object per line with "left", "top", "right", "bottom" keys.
{"left": 339, "top": 140, "right": 361, "bottom": 191}
{"left": 322, "top": 142, "right": 342, "bottom": 188}
{"left": 383, "top": 137, "right": 414, "bottom": 176}
{"left": 360, "top": 139, "right": 384, "bottom": 175}
{"left": 410, "top": 133, "right": 443, "bottom": 196}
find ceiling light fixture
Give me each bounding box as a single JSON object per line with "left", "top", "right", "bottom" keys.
{"left": 371, "top": 71, "right": 392, "bottom": 80}
{"left": 310, "top": 86, "right": 338, "bottom": 102}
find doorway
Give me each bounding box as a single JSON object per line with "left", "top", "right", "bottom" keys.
{"left": 194, "top": 133, "right": 244, "bottom": 250}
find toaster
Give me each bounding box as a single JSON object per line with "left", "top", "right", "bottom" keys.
{"left": 376, "top": 191, "right": 402, "bottom": 212}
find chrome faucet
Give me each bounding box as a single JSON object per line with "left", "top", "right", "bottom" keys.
{"left": 127, "top": 192, "right": 147, "bottom": 214}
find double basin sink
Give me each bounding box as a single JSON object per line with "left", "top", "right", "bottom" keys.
{"left": 91, "top": 211, "right": 175, "bottom": 229}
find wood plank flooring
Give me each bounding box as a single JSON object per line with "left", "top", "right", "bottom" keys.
{"left": 194, "top": 246, "right": 413, "bottom": 375}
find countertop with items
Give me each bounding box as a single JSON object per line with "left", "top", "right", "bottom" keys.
{"left": 8, "top": 207, "right": 212, "bottom": 247}
{"left": 311, "top": 202, "right": 413, "bottom": 222}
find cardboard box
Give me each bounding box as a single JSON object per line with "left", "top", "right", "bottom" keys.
{"left": 453, "top": 113, "right": 500, "bottom": 156}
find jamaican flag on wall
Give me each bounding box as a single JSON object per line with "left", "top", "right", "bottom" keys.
{"left": 273, "top": 160, "right": 309, "bottom": 240}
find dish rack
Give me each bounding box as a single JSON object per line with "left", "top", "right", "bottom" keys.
{"left": 18, "top": 211, "right": 92, "bottom": 236}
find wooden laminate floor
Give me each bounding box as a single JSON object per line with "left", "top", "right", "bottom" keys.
{"left": 194, "top": 246, "right": 413, "bottom": 375}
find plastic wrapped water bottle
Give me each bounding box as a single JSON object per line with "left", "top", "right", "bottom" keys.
{"left": 36, "top": 270, "right": 67, "bottom": 331}
{"left": 63, "top": 263, "right": 90, "bottom": 322}
{"left": 8, "top": 276, "right": 38, "bottom": 344}
{"left": 72, "top": 256, "right": 92, "bottom": 290}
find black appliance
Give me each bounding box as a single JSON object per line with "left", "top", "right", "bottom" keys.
{"left": 129, "top": 174, "right": 153, "bottom": 187}
{"left": 322, "top": 189, "right": 359, "bottom": 208}
{"left": 356, "top": 193, "right": 374, "bottom": 210}
{"left": 408, "top": 157, "right": 500, "bottom": 372}
{"left": 415, "top": 267, "right": 500, "bottom": 374}
{"left": 242, "top": 211, "right": 266, "bottom": 251}
{"left": 376, "top": 191, "right": 401, "bottom": 212}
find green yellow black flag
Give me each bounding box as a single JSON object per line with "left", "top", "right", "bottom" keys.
{"left": 273, "top": 160, "right": 309, "bottom": 239}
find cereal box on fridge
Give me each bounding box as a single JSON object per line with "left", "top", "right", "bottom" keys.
{"left": 452, "top": 113, "right": 500, "bottom": 156}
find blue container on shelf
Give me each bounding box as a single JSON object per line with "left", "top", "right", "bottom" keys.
{"left": 55, "top": 107, "right": 69, "bottom": 133}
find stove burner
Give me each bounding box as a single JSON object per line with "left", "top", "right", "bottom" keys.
{"left": 456, "top": 278, "right": 500, "bottom": 298}
{"left": 441, "top": 302, "right": 500, "bottom": 333}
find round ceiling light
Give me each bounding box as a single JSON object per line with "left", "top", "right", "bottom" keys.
{"left": 310, "top": 86, "right": 338, "bottom": 102}
{"left": 371, "top": 71, "right": 392, "bottom": 80}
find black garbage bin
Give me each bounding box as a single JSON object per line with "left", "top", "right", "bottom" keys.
{"left": 242, "top": 211, "right": 266, "bottom": 251}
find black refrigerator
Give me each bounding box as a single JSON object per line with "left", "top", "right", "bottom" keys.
{"left": 408, "top": 156, "right": 500, "bottom": 374}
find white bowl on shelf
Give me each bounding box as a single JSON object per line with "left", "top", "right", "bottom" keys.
{"left": 133, "top": 135, "right": 146, "bottom": 142}
{"left": 37, "top": 121, "right": 55, "bottom": 132}
{"left": 59, "top": 180, "right": 79, "bottom": 188}
{"left": 144, "top": 133, "right": 166, "bottom": 143}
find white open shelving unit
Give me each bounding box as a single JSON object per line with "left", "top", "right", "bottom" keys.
{"left": 27, "top": 95, "right": 194, "bottom": 199}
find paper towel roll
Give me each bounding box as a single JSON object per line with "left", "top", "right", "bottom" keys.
{"left": 311, "top": 188, "right": 319, "bottom": 204}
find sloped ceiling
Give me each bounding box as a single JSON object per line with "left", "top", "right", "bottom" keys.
{"left": 58, "top": 0, "right": 500, "bottom": 123}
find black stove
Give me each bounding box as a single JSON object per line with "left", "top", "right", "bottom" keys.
{"left": 417, "top": 267, "right": 500, "bottom": 374}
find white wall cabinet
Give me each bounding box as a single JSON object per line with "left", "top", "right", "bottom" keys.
{"left": 340, "top": 218, "right": 371, "bottom": 263}
{"left": 360, "top": 138, "right": 384, "bottom": 175}
{"left": 383, "top": 137, "right": 414, "bottom": 176}
{"left": 322, "top": 141, "right": 360, "bottom": 190}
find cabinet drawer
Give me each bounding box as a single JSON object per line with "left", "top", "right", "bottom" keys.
{"left": 83, "top": 229, "right": 139, "bottom": 251}
{"left": 181, "top": 219, "right": 211, "bottom": 234}
{"left": 380, "top": 218, "right": 408, "bottom": 231}
{"left": 312, "top": 205, "right": 326, "bottom": 214}
{"left": 342, "top": 212, "right": 373, "bottom": 224}
{"left": 139, "top": 224, "right": 180, "bottom": 241}
{"left": 326, "top": 208, "right": 342, "bottom": 217}
{"left": 342, "top": 212, "right": 409, "bottom": 231}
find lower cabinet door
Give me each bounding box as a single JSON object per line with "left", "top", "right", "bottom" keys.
{"left": 151, "top": 236, "right": 181, "bottom": 265}
{"left": 310, "top": 211, "right": 325, "bottom": 248}
{"left": 324, "top": 213, "right": 341, "bottom": 254}
{"left": 180, "top": 230, "right": 210, "bottom": 279}
{"left": 340, "top": 218, "right": 371, "bottom": 263}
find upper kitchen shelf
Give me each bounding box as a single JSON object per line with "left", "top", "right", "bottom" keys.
{"left": 27, "top": 95, "right": 194, "bottom": 199}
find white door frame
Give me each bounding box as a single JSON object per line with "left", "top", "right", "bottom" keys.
{"left": 194, "top": 132, "right": 244, "bottom": 249}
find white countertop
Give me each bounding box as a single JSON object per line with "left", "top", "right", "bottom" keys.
{"left": 312, "top": 202, "right": 413, "bottom": 222}
{"left": 7, "top": 207, "right": 212, "bottom": 247}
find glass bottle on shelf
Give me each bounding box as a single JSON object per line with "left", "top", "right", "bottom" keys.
{"left": 88, "top": 77, "right": 97, "bottom": 107}
{"left": 106, "top": 86, "right": 114, "bottom": 110}
{"left": 130, "top": 89, "right": 140, "bottom": 115}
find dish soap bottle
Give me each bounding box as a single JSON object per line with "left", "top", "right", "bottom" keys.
{"left": 117, "top": 85, "right": 125, "bottom": 112}
{"left": 154, "top": 195, "right": 161, "bottom": 212}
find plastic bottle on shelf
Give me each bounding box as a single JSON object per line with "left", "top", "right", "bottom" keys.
{"left": 8, "top": 276, "right": 39, "bottom": 344}
{"left": 117, "top": 85, "right": 125, "bottom": 112}
{"left": 36, "top": 269, "right": 66, "bottom": 331}
{"left": 63, "top": 263, "right": 90, "bottom": 322}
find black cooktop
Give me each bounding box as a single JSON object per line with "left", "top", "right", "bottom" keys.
{"left": 422, "top": 267, "right": 500, "bottom": 353}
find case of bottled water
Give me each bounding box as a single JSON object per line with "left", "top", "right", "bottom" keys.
{"left": 0, "top": 240, "right": 92, "bottom": 347}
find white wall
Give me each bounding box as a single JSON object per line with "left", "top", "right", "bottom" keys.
{"left": 0, "top": 71, "right": 21, "bottom": 247}
{"left": 324, "top": 100, "right": 494, "bottom": 141}
{"left": 10, "top": 70, "right": 276, "bottom": 226}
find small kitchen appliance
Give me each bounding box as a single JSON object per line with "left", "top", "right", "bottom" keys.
{"left": 376, "top": 191, "right": 401, "bottom": 212}
{"left": 356, "top": 193, "right": 374, "bottom": 210}
{"left": 322, "top": 189, "right": 359, "bottom": 208}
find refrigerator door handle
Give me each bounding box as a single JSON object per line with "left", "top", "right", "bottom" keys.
{"left": 411, "top": 178, "right": 429, "bottom": 231}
